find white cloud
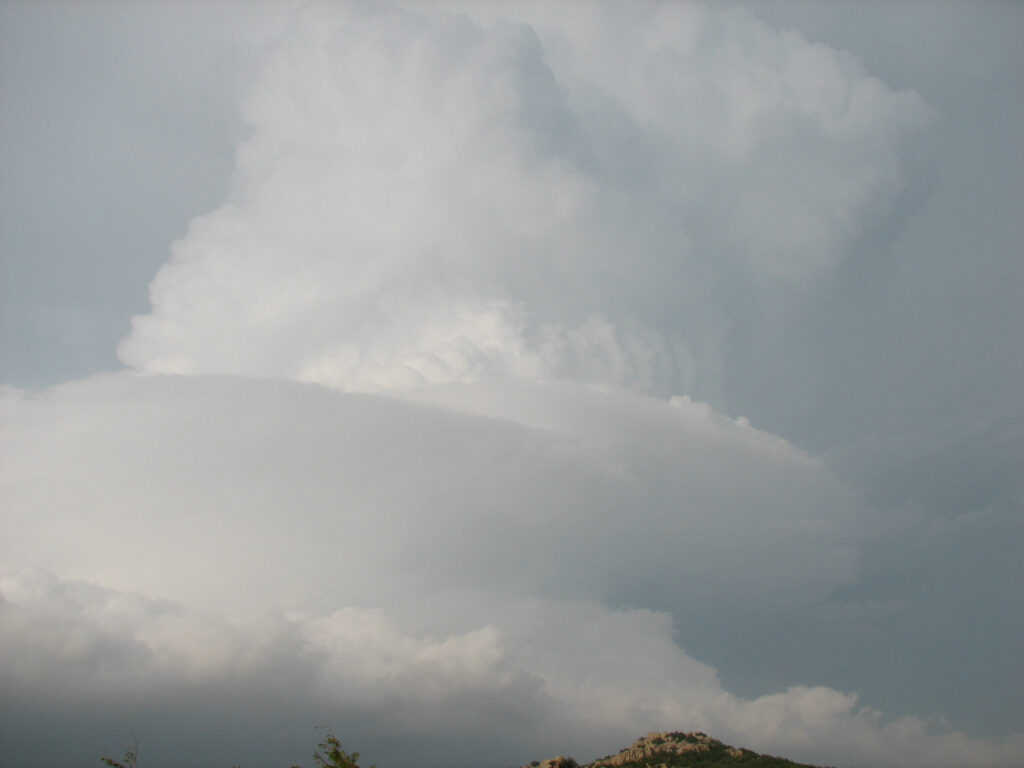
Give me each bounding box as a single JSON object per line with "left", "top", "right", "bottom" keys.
{"left": 2, "top": 3, "right": 1018, "bottom": 767}
{"left": 117, "top": 1, "right": 932, "bottom": 398}
{"left": 0, "top": 373, "right": 860, "bottom": 615}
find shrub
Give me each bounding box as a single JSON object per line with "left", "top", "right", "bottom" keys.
{"left": 102, "top": 728, "right": 374, "bottom": 768}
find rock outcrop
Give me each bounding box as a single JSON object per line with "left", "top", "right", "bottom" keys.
{"left": 526, "top": 758, "right": 579, "bottom": 768}
{"left": 521, "top": 730, "right": 829, "bottom": 768}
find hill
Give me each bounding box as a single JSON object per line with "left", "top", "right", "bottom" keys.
{"left": 520, "top": 731, "right": 831, "bottom": 768}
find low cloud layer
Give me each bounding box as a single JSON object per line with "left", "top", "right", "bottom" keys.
{"left": 2, "top": 373, "right": 1021, "bottom": 767}
{"left": 4, "top": 551, "right": 1022, "bottom": 768}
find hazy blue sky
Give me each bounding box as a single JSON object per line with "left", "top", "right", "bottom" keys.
{"left": 1, "top": 3, "right": 1021, "bottom": 767}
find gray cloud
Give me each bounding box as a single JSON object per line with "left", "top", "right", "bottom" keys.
{"left": 1, "top": 2, "right": 1022, "bottom": 767}
{"left": 2, "top": 373, "right": 1021, "bottom": 767}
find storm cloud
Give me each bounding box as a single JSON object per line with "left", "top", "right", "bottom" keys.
{"left": 1, "top": 2, "right": 1021, "bottom": 767}
{"left": 117, "top": 1, "right": 931, "bottom": 400}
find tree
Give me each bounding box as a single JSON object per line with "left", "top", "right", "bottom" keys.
{"left": 303, "top": 729, "right": 375, "bottom": 768}
{"left": 101, "top": 734, "right": 138, "bottom": 768}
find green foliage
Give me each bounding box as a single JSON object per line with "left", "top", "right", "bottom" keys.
{"left": 100, "top": 752, "right": 137, "bottom": 768}
{"left": 97, "top": 728, "right": 824, "bottom": 768}
{"left": 100, "top": 735, "right": 138, "bottom": 768}
{"left": 309, "top": 729, "right": 375, "bottom": 768}
{"left": 103, "top": 728, "right": 376, "bottom": 768}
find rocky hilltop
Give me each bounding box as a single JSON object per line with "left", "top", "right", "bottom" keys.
{"left": 521, "top": 731, "right": 830, "bottom": 768}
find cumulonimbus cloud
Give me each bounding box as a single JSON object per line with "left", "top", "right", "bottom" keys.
{"left": 117, "top": 0, "right": 932, "bottom": 398}
{"left": 4, "top": 2, "right": 1019, "bottom": 767}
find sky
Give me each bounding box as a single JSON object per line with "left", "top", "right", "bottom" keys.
{"left": 0, "top": 2, "right": 1022, "bottom": 767}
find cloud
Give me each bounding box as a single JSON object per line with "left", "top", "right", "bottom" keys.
{"left": 2, "top": 2, "right": 1019, "bottom": 767}
{"left": 3, "top": 565, "right": 1023, "bottom": 768}
{"left": 0, "top": 373, "right": 860, "bottom": 616}
{"left": 117, "top": 1, "right": 932, "bottom": 399}
{"left": 2, "top": 372, "right": 1022, "bottom": 766}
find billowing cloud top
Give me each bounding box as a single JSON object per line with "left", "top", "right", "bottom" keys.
{"left": 117, "top": 1, "right": 931, "bottom": 397}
